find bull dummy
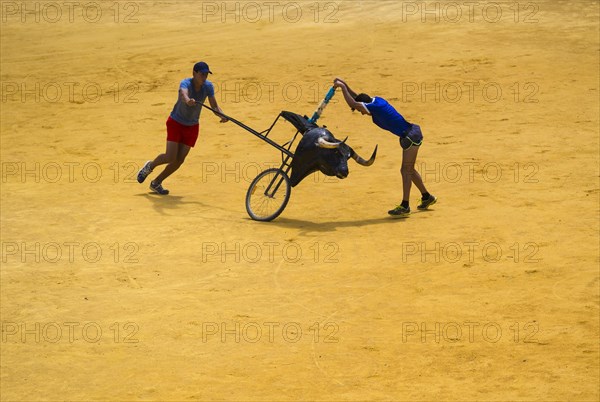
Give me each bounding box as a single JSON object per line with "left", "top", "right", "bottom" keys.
{"left": 280, "top": 111, "right": 378, "bottom": 187}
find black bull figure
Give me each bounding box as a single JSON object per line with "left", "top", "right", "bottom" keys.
{"left": 281, "top": 111, "right": 378, "bottom": 187}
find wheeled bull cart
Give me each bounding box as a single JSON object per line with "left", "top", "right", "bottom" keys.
{"left": 200, "top": 87, "right": 336, "bottom": 222}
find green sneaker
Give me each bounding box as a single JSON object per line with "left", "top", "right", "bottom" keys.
{"left": 388, "top": 204, "right": 410, "bottom": 216}
{"left": 417, "top": 194, "right": 437, "bottom": 210}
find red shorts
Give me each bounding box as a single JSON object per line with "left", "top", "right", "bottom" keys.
{"left": 166, "top": 116, "right": 199, "bottom": 147}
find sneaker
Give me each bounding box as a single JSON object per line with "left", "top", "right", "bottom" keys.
{"left": 417, "top": 194, "right": 437, "bottom": 210}
{"left": 388, "top": 204, "right": 410, "bottom": 216}
{"left": 150, "top": 181, "right": 169, "bottom": 195}
{"left": 137, "top": 161, "right": 153, "bottom": 183}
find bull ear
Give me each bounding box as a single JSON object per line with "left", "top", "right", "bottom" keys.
{"left": 316, "top": 138, "right": 340, "bottom": 149}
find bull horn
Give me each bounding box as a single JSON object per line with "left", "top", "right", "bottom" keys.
{"left": 316, "top": 137, "right": 341, "bottom": 149}
{"left": 349, "top": 145, "right": 378, "bottom": 166}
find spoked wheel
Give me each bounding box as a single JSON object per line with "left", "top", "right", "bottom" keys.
{"left": 245, "top": 168, "right": 291, "bottom": 221}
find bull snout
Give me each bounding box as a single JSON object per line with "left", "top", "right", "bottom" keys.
{"left": 336, "top": 166, "right": 349, "bottom": 179}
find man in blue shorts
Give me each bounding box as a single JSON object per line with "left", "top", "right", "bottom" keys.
{"left": 137, "top": 61, "right": 228, "bottom": 195}
{"left": 333, "top": 78, "right": 436, "bottom": 216}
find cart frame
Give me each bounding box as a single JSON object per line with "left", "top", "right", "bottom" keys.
{"left": 199, "top": 87, "right": 335, "bottom": 221}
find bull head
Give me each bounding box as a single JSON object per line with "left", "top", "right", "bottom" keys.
{"left": 289, "top": 127, "right": 377, "bottom": 187}
{"left": 316, "top": 137, "right": 377, "bottom": 167}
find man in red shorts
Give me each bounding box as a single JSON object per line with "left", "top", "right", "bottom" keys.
{"left": 137, "top": 61, "right": 228, "bottom": 195}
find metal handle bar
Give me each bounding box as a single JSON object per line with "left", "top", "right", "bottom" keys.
{"left": 198, "top": 102, "right": 294, "bottom": 158}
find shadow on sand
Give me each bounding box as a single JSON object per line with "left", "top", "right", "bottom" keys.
{"left": 253, "top": 214, "right": 413, "bottom": 235}
{"left": 135, "top": 192, "right": 210, "bottom": 215}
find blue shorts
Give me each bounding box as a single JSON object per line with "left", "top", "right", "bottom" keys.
{"left": 400, "top": 124, "right": 423, "bottom": 150}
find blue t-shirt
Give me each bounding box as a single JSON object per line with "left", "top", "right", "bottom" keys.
{"left": 363, "top": 97, "right": 412, "bottom": 137}
{"left": 170, "top": 78, "right": 215, "bottom": 126}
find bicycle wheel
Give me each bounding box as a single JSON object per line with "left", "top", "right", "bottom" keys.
{"left": 245, "top": 168, "right": 291, "bottom": 221}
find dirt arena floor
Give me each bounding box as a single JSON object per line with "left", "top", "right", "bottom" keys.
{"left": 1, "top": 1, "right": 599, "bottom": 400}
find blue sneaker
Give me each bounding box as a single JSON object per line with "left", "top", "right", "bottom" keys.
{"left": 150, "top": 181, "right": 169, "bottom": 195}
{"left": 137, "top": 161, "right": 153, "bottom": 183}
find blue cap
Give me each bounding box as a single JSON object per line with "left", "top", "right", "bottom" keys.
{"left": 193, "top": 61, "right": 212, "bottom": 74}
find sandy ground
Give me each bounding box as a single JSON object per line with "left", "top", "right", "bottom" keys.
{"left": 1, "top": 0, "right": 599, "bottom": 400}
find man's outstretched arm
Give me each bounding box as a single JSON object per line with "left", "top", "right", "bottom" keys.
{"left": 334, "top": 79, "right": 369, "bottom": 114}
